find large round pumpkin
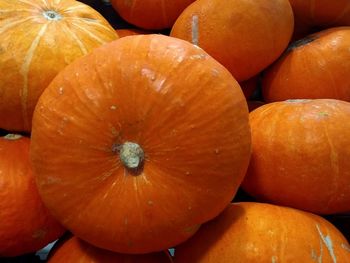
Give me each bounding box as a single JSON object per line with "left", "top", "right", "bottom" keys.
{"left": 48, "top": 235, "right": 172, "bottom": 263}
{"left": 174, "top": 202, "right": 350, "bottom": 262}
{"left": 289, "top": 0, "right": 350, "bottom": 38}
{"left": 30, "top": 34, "right": 251, "bottom": 254}
{"left": 0, "top": 134, "right": 65, "bottom": 257}
{"left": 0, "top": 0, "right": 118, "bottom": 132}
{"left": 110, "top": 0, "right": 196, "bottom": 30}
{"left": 170, "top": 0, "right": 294, "bottom": 82}
{"left": 262, "top": 27, "right": 350, "bottom": 102}
{"left": 242, "top": 99, "right": 350, "bottom": 215}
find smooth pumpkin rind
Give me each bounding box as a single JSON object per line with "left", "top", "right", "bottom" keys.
{"left": 170, "top": 0, "right": 294, "bottom": 81}
{"left": 0, "top": 135, "right": 65, "bottom": 257}
{"left": 30, "top": 34, "right": 251, "bottom": 253}
{"left": 174, "top": 202, "right": 350, "bottom": 263}
{"left": 262, "top": 27, "right": 350, "bottom": 102}
{"left": 242, "top": 99, "right": 350, "bottom": 215}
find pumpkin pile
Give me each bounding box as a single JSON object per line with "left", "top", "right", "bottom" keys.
{"left": 1, "top": 0, "right": 350, "bottom": 262}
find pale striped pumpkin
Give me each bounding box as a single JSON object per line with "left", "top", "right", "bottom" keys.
{"left": 0, "top": 0, "right": 118, "bottom": 132}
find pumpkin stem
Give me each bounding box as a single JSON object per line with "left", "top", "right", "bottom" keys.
{"left": 287, "top": 36, "right": 315, "bottom": 52}
{"left": 117, "top": 142, "right": 144, "bottom": 170}
{"left": 3, "top": 134, "right": 23, "bottom": 140}
{"left": 42, "top": 10, "right": 62, "bottom": 21}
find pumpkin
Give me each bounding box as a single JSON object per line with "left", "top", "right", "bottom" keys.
{"left": 170, "top": 0, "right": 294, "bottom": 82}
{"left": 116, "top": 28, "right": 152, "bottom": 38}
{"left": 289, "top": 0, "right": 350, "bottom": 39}
{"left": 262, "top": 27, "right": 350, "bottom": 102}
{"left": 0, "top": 134, "right": 65, "bottom": 257}
{"left": 110, "top": 0, "right": 196, "bottom": 30}
{"left": 48, "top": 235, "right": 172, "bottom": 263}
{"left": 0, "top": 0, "right": 118, "bottom": 132}
{"left": 30, "top": 34, "right": 251, "bottom": 253}
{"left": 174, "top": 202, "right": 350, "bottom": 262}
{"left": 242, "top": 99, "right": 350, "bottom": 215}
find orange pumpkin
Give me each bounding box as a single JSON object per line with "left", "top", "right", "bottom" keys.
{"left": 30, "top": 34, "right": 251, "bottom": 253}
{"left": 174, "top": 202, "right": 350, "bottom": 262}
{"left": 0, "top": 134, "right": 65, "bottom": 257}
{"left": 0, "top": 0, "right": 118, "bottom": 132}
{"left": 242, "top": 99, "right": 350, "bottom": 215}
{"left": 48, "top": 235, "right": 172, "bottom": 263}
{"left": 262, "top": 27, "right": 350, "bottom": 102}
{"left": 116, "top": 28, "right": 152, "bottom": 38}
{"left": 170, "top": 0, "right": 294, "bottom": 82}
{"left": 289, "top": 0, "right": 350, "bottom": 38}
{"left": 110, "top": 0, "right": 196, "bottom": 30}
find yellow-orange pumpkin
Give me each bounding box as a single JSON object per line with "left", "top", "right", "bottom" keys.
{"left": 174, "top": 202, "right": 350, "bottom": 262}
{"left": 48, "top": 235, "right": 172, "bottom": 263}
{"left": 242, "top": 99, "right": 350, "bottom": 215}
{"left": 30, "top": 34, "right": 251, "bottom": 254}
{"left": 0, "top": 0, "right": 118, "bottom": 132}
{"left": 0, "top": 134, "right": 65, "bottom": 257}
{"left": 170, "top": 0, "right": 294, "bottom": 81}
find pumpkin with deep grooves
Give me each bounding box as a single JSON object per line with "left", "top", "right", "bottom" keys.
{"left": 30, "top": 34, "right": 251, "bottom": 254}
{"left": 0, "top": 0, "right": 118, "bottom": 132}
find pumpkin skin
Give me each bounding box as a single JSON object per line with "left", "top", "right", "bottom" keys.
{"left": 116, "top": 28, "right": 152, "bottom": 38}
{"left": 242, "top": 99, "right": 350, "bottom": 215}
{"left": 170, "top": 0, "right": 294, "bottom": 82}
{"left": 0, "top": 134, "right": 65, "bottom": 257}
{"left": 289, "top": 0, "right": 350, "bottom": 38}
{"left": 174, "top": 202, "right": 350, "bottom": 263}
{"left": 262, "top": 27, "right": 350, "bottom": 102}
{"left": 0, "top": 0, "right": 118, "bottom": 132}
{"left": 48, "top": 235, "right": 172, "bottom": 263}
{"left": 110, "top": 0, "right": 196, "bottom": 30}
{"left": 30, "top": 34, "right": 251, "bottom": 254}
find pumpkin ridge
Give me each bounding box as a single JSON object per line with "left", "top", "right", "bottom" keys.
{"left": 69, "top": 21, "right": 106, "bottom": 45}
{"left": 17, "top": 0, "right": 42, "bottom": 9}
{"left": 60, "top": 22, "right": 88, "bottom": 55}
{"left": 0, "top": 17, "right": 34, "bottom": 35}
{"left": 20, "top": 23, "right": 49, "bottom": 130}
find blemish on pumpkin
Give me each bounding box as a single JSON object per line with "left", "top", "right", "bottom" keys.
{"left": 318, "top": 111, "right": 329, "bottom": 117}
{"left": 141, "top": 68, "right": 156, "bottom": 81}
{"left": 32, "top": 229, "right": 47, "bottom": 240}
{"left": 110, "top": 105, "right": 117, "bottom": 110}
{"left": 271, "top": 256, "right": 277, "bottom": 263}
{"left": 58, "top": 87, "right": 64, "bottom": 95}
{"left": 124, "top": 217, "right": 128, "bottom": 225}
{"left": 189, "top": 54, "right": 207, "bottom": 60}
{"left": 4, "top": 134, "right": 22, "bottom": 140}
{"left": 316, "top": 224, "right": 337, "bottom": 263}
{"left": 211, "top": 69, "right": 219, "bottom": 76}
{"left": 185, "top": 171, "right": 190, "bottom": 175}
{"left": 183, "top": 224, "right": 200, "bottom": 234}
{"left": 341, "top": 243, "right": 350, "bottom": 252}
{"left": 191, "top": 15, "right": 199, "bottom": 46}
{"left": 147, "top": 200, "right": 154, "bottom": 206}
{"left": 214, "top": 149, "right": 220, "bottom": 154}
